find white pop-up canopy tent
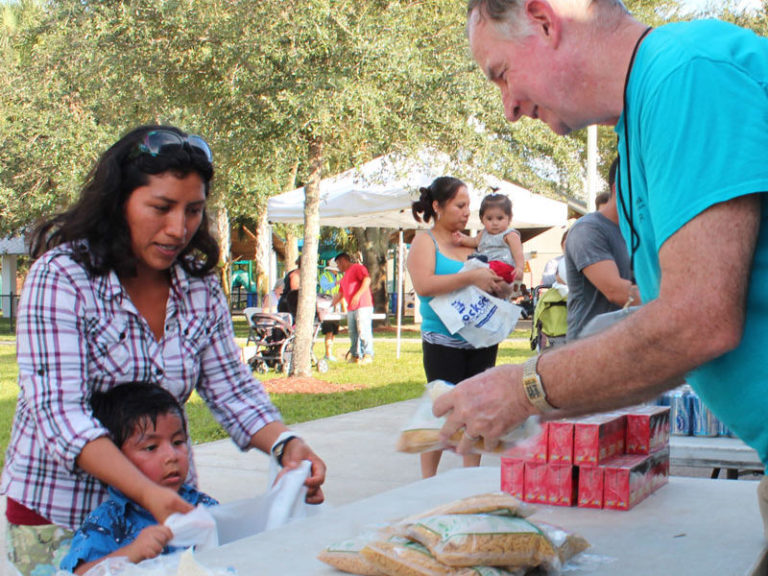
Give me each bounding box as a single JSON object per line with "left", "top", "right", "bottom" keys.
{"left": 267, "top": 153, "right": 569, "bottom": 356}
{"left": 268, "top": 153, "right": 567, "bottom": 233}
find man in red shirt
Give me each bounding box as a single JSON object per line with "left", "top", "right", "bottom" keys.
{"left": 332, "top": 253, "right": 375, "bottom": 364}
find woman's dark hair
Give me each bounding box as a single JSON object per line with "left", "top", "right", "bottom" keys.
{"left": 411, "top": 176, "right": 466, "bottom": 224}
{"left": 30, "top": 124, "right": 219, "bottom": 278}
{"left": 479, "top": 192, "right": 512, "bottom": 220}
{"left": 90, "top": 383, "right": 186, "bottom": 448}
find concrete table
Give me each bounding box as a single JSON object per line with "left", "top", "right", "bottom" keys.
{"left": 196, "top": 467, "right": 767, "bottom": 575}
{"left": 671, "top": 435, "right": 764, "bottom": 479}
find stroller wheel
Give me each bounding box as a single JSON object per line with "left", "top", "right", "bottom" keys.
{"left": 254, "top": 361, "right": 268, "bottom": 374}
{"left": 316, "top": 357, "right": 329, "bottom": 374}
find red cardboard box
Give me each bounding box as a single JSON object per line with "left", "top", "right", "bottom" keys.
{"left": 547, "top": 463, "right": 577, "bottom": 507}
{"left": 506, "top": 425, "right": 549, "bottom": 462}
{"left": 500, "top": 457, "right": 525, "bottom": 500}
{"left": 573, "top": 413, "right": 626, "bottom": 465}
{"left": 649, "top": 447, "right": 670, "bottom": 492}
{"left": 603, "top": 454, "right": 654, "bottom": 511}
{"left": 577, "top": 465, "right": 604, "bottom": 509}
{"left": 524, "top": 461, "right": 548, "bottom": 504}
{"left": 625, "top": 405, "right": 671, "bottom": 455}
{"left": 547, "top": 420, "right": 575, "bottom": 464}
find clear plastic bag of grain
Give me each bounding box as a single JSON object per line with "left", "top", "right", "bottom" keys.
{"left": 396, "top": 381, "right": 540, "bottom": 455}
{"left": 317, "top": 531, "right": 386, "bottom": 575}
{"left": 360, "top": 537, "right": 527, "bottom": 576}
{"left": 405, "top": 514, "right": 558, "bottom": 569}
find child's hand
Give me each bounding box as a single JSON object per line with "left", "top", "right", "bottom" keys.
{"left": 514, "top": 267, "right": 524, "bottom": 282}
{"left": 126, "top": 525, "right": 173, "bottom": 562}
{"left": 452, "top": 231, "right": 467, "bottom": 246}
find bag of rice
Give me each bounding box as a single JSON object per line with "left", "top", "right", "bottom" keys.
{"left": 406, "top": 514, "right": 557, "bottom": 568}
{"left": 412, "top": 492, "right": 534, "bottom": 520}
{"left": 317, "top": 533, "right": 385, "bottom": 576}
{"left": 361, "top": 537, "right": 457, "bottom": 576}
{"left": 534, "top": 522, "right": 590, "bottom": 565}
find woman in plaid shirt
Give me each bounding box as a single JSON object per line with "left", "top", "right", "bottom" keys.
{"left": 1, "top": 126, "right": 326, "bottom": 575}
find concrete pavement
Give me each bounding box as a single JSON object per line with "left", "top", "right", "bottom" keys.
{"left": 193, "top": 398, "right": 503, "bottom": 506}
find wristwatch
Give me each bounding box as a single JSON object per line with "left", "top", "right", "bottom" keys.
{"left": 522, "top": 355, "right": 557, "bottom": 413}
{"left": 271, "top": 432, "right": 300, "bottom": 467}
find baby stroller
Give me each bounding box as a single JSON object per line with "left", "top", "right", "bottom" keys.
{"left": 529, "top": 285, "right": 568, "bottom": 352}
{"left": 245, "top": 296, "right": 332, "bottom": 375}
{"left": 245, "top": 310, "right": 295, "bottom": 374}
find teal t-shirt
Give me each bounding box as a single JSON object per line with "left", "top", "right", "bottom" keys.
{"left": 616, "top": 19, "right": 768, "bottom": 470}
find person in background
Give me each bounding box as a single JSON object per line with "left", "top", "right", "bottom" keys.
{"left": 564, "top": 157, "right": 639, "bottom": 341}
{"left": 453, "top": 192, "right": 525, "bottom": 288}
{"left": 277, "top": 256, "right": 301, "bottom": 322}
{"left": 1, "top": 125, "right": 325, "bottom": 576}
{"left": 318, "top": 259, "right": 342, "bottom": 361}
{"left": 540, "top": 229, "right": 568, "bottom": 288}
{"left": 435, "top": 0, "right": 768, "bottom": 538}
{"left": 408, "top": 176, "right": 508, "bottom": 478}
{"left": 594, "top": 191, "right": 610, "bottom": 211}
{"left": 60, "top": 384, "right": 218, "bottom": 575}
{"left": 332, "top": 253, "right": 375, "bottom": 365}
{"left": 262, "top": 278, "right": 284, "bottom": 313}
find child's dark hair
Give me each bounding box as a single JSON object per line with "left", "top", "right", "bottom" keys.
{"left": 90, "top": 383, "right": 186, "bottom": 448}
{"left": 479, "top": 192, "right": 512, "bottom": 220}
{"left": 411, "top": 176, "right": 466, "bottom": 224}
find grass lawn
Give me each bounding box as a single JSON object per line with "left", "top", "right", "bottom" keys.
{"left": 0, "top": 326, "right": 534, "bottom": 470}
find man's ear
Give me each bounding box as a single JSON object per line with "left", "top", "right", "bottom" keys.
{"left": 525, "top": 0, "right": 561, "bottom": 48}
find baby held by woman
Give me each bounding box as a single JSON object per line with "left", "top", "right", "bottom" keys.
{"left": 453, "top": 193, "right": 525, "bottom": 293}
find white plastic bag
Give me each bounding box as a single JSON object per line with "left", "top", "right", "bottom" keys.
{"left": 429, "top": 261, "right": 522, "bottom": 348}
{"left": 78, "top": 549, "right": 234, "bottom": 576}
{"left": 208, "top": 459, "right": 320, "bottom": 545}
{"left": 165, "top": 505, "right": 218, "bottom": 551}
{"left": 397, "top": 381, "right": 541, "bottom": 454}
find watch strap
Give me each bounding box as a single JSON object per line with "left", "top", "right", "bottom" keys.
{"left": 522, "top": 355, "right": 557, "bottom": 413}
{"left": 270, "top": 432, "right": 300, "bottom": 467}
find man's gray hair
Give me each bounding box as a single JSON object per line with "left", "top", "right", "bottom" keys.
{"left": 467, "top": 0, "right": 628, "bottom": 39}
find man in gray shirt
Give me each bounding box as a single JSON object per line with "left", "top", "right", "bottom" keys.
{"left": 565, "top": 158, "right": 639, "bottom": 340}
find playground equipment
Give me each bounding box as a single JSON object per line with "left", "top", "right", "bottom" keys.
{"left": 231, "top": 260, "right": 259, "bottom": 308}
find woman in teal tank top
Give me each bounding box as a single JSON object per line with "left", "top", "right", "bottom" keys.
{"left": 407, "top": 177, "right": 509, "bottom": 478}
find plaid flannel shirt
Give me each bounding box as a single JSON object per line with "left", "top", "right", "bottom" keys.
{"left": 1, "top": 243, "right": 280, "bottom": 529}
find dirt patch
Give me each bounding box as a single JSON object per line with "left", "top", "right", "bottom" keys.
{"left": 263, "top": 377, "right": 365, "bottom": 394}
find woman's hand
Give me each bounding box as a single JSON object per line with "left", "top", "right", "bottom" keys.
{"left": 470, "top": 267, "right": 506, "bottom": 296}
{"left": 144, "top": 484, "right": 194, "bottom": 524}
{"left": 279, "top": 438, "right": 327, "bottom": 504}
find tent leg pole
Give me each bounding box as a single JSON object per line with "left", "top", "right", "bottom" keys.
{"left": 397, "top": 230, "right": 404, "bottom": 359}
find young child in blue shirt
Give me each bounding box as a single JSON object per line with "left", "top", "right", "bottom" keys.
{"left": 60, "top": 383, "right": 218, "bottom": 574}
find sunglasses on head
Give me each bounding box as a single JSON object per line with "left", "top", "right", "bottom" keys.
{"left": 132, "top": 130, "right": 213, "bottom": 163}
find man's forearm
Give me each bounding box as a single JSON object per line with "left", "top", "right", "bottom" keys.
{"left": 537, "top": 298, "right": 722, "bottom": 416}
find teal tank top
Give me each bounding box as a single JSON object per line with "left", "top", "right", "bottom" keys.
{"left": 419, "top": 233, "right": 464, "bottom": 337}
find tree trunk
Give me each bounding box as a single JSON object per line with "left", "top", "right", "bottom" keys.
{"left": 291, "top": 137, "right": 323, "bottom": 377}
{"left": 210, "top": 201, "right": 231, "bottom": 301}
{"left": 254, "top": 209, "right": 271, "bottom": 297}
{"left": 353, "top": 227, "right": 391, "bottom": 318}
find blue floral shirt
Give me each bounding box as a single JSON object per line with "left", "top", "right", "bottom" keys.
{"left": 60, "top": 484, "right": 217, "bottom": 572}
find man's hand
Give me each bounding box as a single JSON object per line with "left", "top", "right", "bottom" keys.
{"left": 279, "top": 438, "right": 327, "bottom": 504}
{"left": 433, "top": 363, "right": 533, "bottom": 453}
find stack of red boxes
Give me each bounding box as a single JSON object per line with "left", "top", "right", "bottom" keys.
{"left": 501, "top": 405, "right": 670, "bottom": 511}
